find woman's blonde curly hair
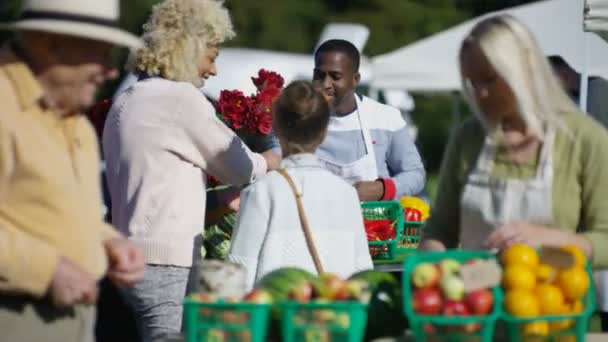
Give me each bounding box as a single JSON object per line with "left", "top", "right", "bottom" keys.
{"left": 127, "top": 0, "right": 235, "bottom": 86}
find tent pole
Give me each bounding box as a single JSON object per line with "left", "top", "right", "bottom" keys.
{"left": 580, "top": 32, "right": 589, "bottom": 113}
{"left": 450, "top": 91, "right": 461, "bottom": 134}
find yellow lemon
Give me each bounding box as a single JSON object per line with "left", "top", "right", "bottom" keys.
{"left": 505, "top": 290, "right": 540, "bottom": 317}
{"left": 503, "top": 264, "right": 536, "bottom": 291}
{"left": 502, "top": 244, "right": 539, "bottom": 270}
{"left": 561, "top": 245, "right": 587, "bottom": 269}
{"left": 536, "top": 263, "right": 556, "bottom": 283}
{"left": 535, "top": 283, "right": 565, "bottom": 315}
{"left": 555, "top": 268, "right": 589, "bottom": 301}
{"left": 521, "top": 321, "right": 548, "bottom": 336}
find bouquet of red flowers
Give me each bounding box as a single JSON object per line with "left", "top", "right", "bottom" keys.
{"left": 207, "top": 69, "right": 284, "bottom": 188}
{"left": 216, "top": 69, "right": 284, "bottom": 136}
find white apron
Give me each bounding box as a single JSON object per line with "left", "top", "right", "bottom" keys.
{"left": 459, "top": 128, "right": 556, "bottom": 250}
{"left": 318, "top": 95, "right": 378, "bottom": 184}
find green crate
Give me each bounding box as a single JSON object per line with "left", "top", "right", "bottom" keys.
{"left": 400, "top": 220, "right": 424, "bottom": 249}
{"left": 183, "top": 298, "right": 271, "bottom": 342}
{"left": 502, "top": 264, "right": 596, "bottom": 342}
{"left": 362, "top": 201, "right": 405, "bottom": 260}
{"left": 280, "top": 301, "right": 368, "bottom": 342}
{"left": 402, "top": 250, "right": 503, "bottom": 342}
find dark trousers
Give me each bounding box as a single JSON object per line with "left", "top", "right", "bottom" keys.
{"left": 601, "top": 311, "right": 608, "bottom": 332}
{"left": 95, "top": 278, "right": 141, "bottom": 342}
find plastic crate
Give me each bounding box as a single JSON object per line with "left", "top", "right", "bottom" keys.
{"left": 183, "top": 298, "right": 271, "bottom": 342}
{"left": 361, "top": 201, "right": 405, "bottom": 260}
{"left": 402, "top": 250, "right": 503, "bottom": 342}
{"left": 280, "top": 301, "right": 368, "bottom": 342}
{"left": 400, "top": 220, "right": 424, "bottom": 249}
{"left": 502, "top": 264, "right": 596, "bottom": 342}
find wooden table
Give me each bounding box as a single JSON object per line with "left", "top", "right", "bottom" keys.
{"left": 372, "top": 333, "right": 608, "bottom": 341}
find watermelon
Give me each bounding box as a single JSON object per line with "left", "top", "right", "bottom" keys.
{"left": 255, "top": 267, "right": 317, "bottom": 302}
{"left": 349, "top": 270, "right": 407, "bottom": 340}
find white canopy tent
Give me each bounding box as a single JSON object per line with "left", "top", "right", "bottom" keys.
{"left": 370, "top": 0, "right": 608, "bottom": 93}
{"left": 585, "top": 0, "right": 608, "bottom": 39}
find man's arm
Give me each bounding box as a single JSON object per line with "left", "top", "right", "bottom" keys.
{"left": 384, "top": 125, "right": 426, "bottom": 199}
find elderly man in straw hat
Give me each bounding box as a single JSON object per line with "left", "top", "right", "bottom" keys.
{"left": 0, "top": 0, "right": 145, "bottom": 341}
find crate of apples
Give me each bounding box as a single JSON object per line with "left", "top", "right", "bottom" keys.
{"left": 280, "top": 273, "right": 369, "bottom": 342}
{"left": 184, "top": 289, "right": 273, "bottom": 342}
{"left": 403, "top": 251, "right": 502, "bottom": 342}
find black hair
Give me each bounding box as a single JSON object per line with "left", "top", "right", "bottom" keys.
{"left": 314, "top": 39, "right": 360, "bottom": 72}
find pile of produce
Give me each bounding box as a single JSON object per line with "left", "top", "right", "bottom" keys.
{"left": 409, "top": 257, "right": 495, "bottom": 334}
{"left": 399, "top": 196, "right": 428, "bottom": 249}
{"left": 201, "top": 211, "right": 236, "bottom": 260}
{"left": 501, "top": 244, "right": 590, "bottom": 338}
{"left": 188, "top": 287, "right": 273, "bottom": 342}
{"left": 364, "top": 218, "right": 397, "bottom": 257}
{"left": 188, "top": 267, "right": 404, "bottom": 341}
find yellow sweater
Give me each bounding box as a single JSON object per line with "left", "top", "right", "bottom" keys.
{"left": 0, "top": 47, "right": 119, "bottom": 297}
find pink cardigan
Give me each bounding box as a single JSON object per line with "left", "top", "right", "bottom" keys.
{"left": 102, "top": 77, "right": 267, "bottom": 267}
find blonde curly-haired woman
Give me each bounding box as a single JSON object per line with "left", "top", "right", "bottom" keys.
{"left": 419, "top": 14, "right": 608, "bottom": 269}
{"left": 102, "top": 1, "right": 274, "bottom": 340}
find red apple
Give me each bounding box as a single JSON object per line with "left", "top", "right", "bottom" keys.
{"left": 413, "top": 288, "right": 442, "bottom": 314}
{"left": 243, "top": 289, "right": 273, "bottom": 304}
{"left": 345, "top": 279, "right": 371, "bottom": 303}
{"left": 289, "top": 281, "right": 314, "bottom": 302}
{"left": 316, "top": 273, "right": 348, "bottom": 300}
{"left": 463, "top": 322, "right": 481, "bottom": 333}
{"left": 442, "top": 300, "right": 469, "bottom": 316}
{"left": 190, "top": 293, "right": 217, "bottom": 302}
{"left": 411, "top": 262, "right": 440, "bottom": 289}
{"left": 424, "top": 323, "right": 437, "bottom": 334}
{"left": 465, "top": 289, "right": 494, "bottom": 315}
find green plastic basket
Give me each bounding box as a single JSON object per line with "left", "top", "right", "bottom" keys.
{"left": 402, "top": 250, "right": 503, "bottom": 342}
{"left": 400, "top": 220, "right": 424, "bottom": 250}
{"left": 361, "top": 201, "right": 405, "bottom": 260}
{"left": 280, "top": 301, "right": 368, "bottom": 342}
{"left": 183, "top": 298, "right": 271, "bottom": 342}
{"left": 502, "top": 264, "right": 596, "bottom": 342}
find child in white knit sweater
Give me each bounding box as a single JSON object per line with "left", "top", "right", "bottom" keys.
{"left": 228, "top": 81, "right": 373, "bottom": 289}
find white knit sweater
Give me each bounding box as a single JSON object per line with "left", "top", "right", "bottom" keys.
{"left": 228, "top": 154, "right": 373, "bottom": 290}
{"left": 103, "top": 77, "right": 267, "bottom": 267}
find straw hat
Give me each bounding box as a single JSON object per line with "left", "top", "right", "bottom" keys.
{"left": 0, "top": 0, "right": 141, "bottom": 48}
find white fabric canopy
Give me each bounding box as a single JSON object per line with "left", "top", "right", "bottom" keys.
{"left": 371, "top": 0, "right": 608, "bottom": 92}
{"left": 585, "top": 0, "right": 608, "bottom": 38}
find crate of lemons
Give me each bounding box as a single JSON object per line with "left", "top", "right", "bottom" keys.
{"left": 501, "top": 244, "right": 594, "bottom": 342}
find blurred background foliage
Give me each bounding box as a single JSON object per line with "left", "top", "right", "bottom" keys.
{"left": 1, "top": 0, "right": 538, "bottom": 200}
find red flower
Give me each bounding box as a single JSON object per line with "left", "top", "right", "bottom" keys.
{"left": 257, "top": 85, "right": 281, "bottom": 106}
{"left": 251, "top": 69, "right": 284, "bottom": 90}
{"left": 217, "top": 69, "right": 283, "bottom": 136}
{"left": 244, "top": 97, "right": 273, "bottom": 135}
{"left": 218, "top": 89, "right": 248, "bottom": 130}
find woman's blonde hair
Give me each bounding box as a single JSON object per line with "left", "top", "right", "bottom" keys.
{"left": 127, "top": 0, "right": 235, "bottom": 86}
{"left": 460, "top": 14, "right": 579, "bottom": 140}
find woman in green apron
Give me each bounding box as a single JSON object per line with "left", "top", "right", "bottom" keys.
{"left": 419, "top": 14, "right": 608, "bottom": 269}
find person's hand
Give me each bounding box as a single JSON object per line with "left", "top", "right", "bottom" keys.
{"left": 354, "top": 181, "right": 384, "bottom": 202}
{"left": 49, "top": 256, "right": 99, "bottom": 307}
{"left": 217, "top": 187, "right": 241, "bottom": 212}
{"left": 484, "top": 221, "right": 551, "bottom": 251}
{"left": 418, "top": 239, "right": 447, "bottom": 252}
{"left": 261, "top": 150, "right": 281, "bottom": 171}
{"left": 105, "top": 238, "right": 145, "bottom": 288}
